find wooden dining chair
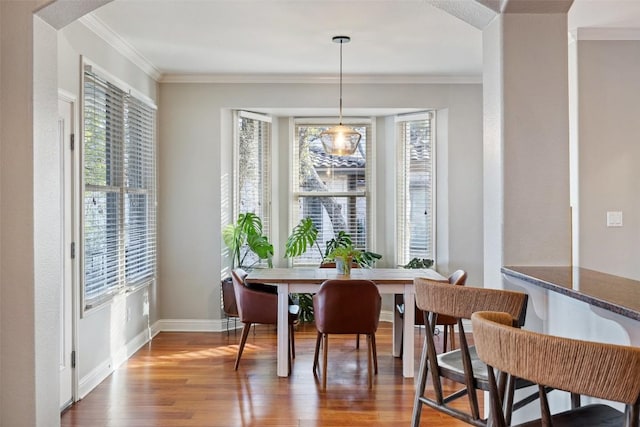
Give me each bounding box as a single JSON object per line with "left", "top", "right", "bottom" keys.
{"left": 411, "top": 278, "right": 530, "bottom": 427}
{"left": 472, "top": 310, "right": 640, "bottom": 427}
{"left": 397, "top": 269, "right": 468, "bottom": 354}
{"left": 231, "top": 268, "right": 299, "bottom": 372}
{"left": 312, "top": 279, "right": 381, "bottom": 390}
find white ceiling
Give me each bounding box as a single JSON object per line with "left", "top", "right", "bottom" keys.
{"left": 87, "top": 0, "right": 640, "bottom": 80}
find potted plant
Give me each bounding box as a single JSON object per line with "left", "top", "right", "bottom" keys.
{"left": 221, "top": 212, "right": 274, "bottom": 323}
{"left": 325, "top": 244, "right": 360, "bottom": 275}
{"left": 223, "top": 212, "right": 274, "bottom": 269}
{"left": 403, "top": 257, "right": 434, "bottom": 269}
{"left": 284, "top": 218, "right": 382, "bottom": 321}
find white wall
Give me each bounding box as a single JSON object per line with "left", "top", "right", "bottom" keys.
{"left": 57, "top": 21, "right": 159, "bottom": 395}
{"left": 577, "top": 40, "right": 640, "bottom": 280}
{"left": 158, "top": 81, "right": 484, "bottom": 321}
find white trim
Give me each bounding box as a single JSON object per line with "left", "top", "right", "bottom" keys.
{"left": 79, "top": 14, "right": 162, "bottom": 81}
{"left": 575, "top": 27, "right": 640, "bottom": 41}
{"left": 77, "top": 321, "right": 160, "bottom": 399}
{"left": 394, "top": 111, "right": 433, "bottom": 123}
{"left": 380, "top": 309, "right": 394, "bottom": 323}
{"left": 155, "top": 319, "right": 230, "bottom": 332}
{"left": 293, "top": 116, "right": 373, "bottom": 125}
{"left": 238, "top": 110, "right": 272, "bottom": 123}
{"left": 160, "top": 73, "right": 482, "bottom": 85}
{"left": 58, "top": 89, "right": 76, "bottom": 104}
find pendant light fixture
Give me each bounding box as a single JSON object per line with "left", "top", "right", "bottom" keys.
{"left": 320, "top": 36, "right": 362, "bottom": 156}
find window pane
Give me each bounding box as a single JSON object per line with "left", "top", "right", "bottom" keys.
{"left": 397, "top": 114, "right": 434, "bottom": 265}
{"left": 84, "top": 190, "right": 120, "bottom": 300}
{"left": 83, "top": 76, "right": 124, "bottom": 187}
{"left": 125, "top": 192, "right": 154, "bottom": 283}
{"left": 83, "top": 67, "right": 156, "bottom": 309}
{"left": 238, "top": 115, "right": 270, "bottom": 223}
{"left": 293, "top": 122, "right": 370, "bottom": 266}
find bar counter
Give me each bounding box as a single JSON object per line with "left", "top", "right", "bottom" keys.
{"left": 501, "top": 266, "right": 640, "bottom": 322}
{"left": 501, "top": 266, "right": 640, "bottom": 422}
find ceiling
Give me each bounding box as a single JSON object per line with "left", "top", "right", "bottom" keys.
{"left": 86, "top": 0, "right": 640, "bottom": 80}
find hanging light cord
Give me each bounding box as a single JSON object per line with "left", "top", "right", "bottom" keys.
{"left": 339, "top": 38, "right": 344, "bottom": 124}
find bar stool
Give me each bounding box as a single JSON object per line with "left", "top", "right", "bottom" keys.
{"left": 472, "top": 310, "right": 640, "bottom": 427}
{"left": 411, "top": 278, "right": 531, "bottom": 427}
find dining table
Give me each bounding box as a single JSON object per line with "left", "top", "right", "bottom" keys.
{"left": 245, "top": 267, "right": 445, "bottom": 378}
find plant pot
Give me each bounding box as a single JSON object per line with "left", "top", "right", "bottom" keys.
{"left": 335, "top": 256, "right": 352, "bottom": 275}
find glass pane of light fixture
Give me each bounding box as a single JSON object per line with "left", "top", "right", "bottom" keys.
{"left": 321, "top": 36, "right": 361, "bottom": 156}
{"left": 320, "top": 125, "right": 361, "bottom": 156}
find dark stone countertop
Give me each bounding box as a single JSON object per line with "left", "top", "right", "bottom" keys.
{"left": 502, "top": 266, "right": 640, "bottom": 322}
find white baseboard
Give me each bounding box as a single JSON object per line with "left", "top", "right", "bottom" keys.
{"left": 380, "top": 309, "right": 394, "bottom": 323}
{"left": 155, "top": 318, "right": 240, "bottom": 332}
{"left": 78, "top": 322, "right": 160, "bottom": 399}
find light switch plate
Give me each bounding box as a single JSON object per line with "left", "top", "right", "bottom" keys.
{"left": 607, "top": 211, "right": 623, "bottom": 227}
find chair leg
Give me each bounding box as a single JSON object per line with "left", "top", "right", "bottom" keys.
{"left": 313, "top": 331, "right": 322, "bottom": 373}
{"left": 322, "top": 334, "right": 329, "bottom": 390}
{"left": 371, "top": 333, "right": 378, "bottom": 374}
{"left": 234, "top": 323, "right": 252, "bottom": 370}
{"left": 289, "top": 323, "right": 296, "bottom": 359}
{"left": 356, "top": 333, "right": 360, "bottom": 349}
{"left": 449, "top": 325, "right": 456, "bottom": 350}
{"left": 367, "top": 335, "right": 373, "bottom": 389}
{"left": 442, "top": 325, "right": 448, "bottom": 353}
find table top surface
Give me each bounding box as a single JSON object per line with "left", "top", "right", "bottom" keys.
{"left": 502, "top": 266, "right": 640, "bottom": 321}
{"left": 245, "top": 267, "right": 445, "bottom": 284}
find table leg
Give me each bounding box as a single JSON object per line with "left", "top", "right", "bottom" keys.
{"left": 277, "top": 284, "right": 289, "bottom": 377}
{"left": 403, "top": 285, "right": 415, "bottom": 378}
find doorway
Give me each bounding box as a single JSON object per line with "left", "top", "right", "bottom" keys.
{"left": 58, "top": 93, "right": 77, "bottom": 411}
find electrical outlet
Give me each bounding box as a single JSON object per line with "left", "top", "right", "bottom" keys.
{"left": 143, "top": 290, "right": 149, "bottom": 316}
{"left": 607, "top": 211, "right": 623, "bottom": 227}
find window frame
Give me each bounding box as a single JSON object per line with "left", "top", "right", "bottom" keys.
{"left": 395, "top": 111, "right": 436, "bottom": 267}
{"left": 290, "top": 117, "right": 375, "bottom": 266}
{"left": 80, "top": 59, "right": 157, "bottom": 313}
{"left": 231, "top": 110, "right": 273, "bottom": 266}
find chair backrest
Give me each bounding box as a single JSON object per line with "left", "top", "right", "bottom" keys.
{"left": 231, "top": 268, "right": 249, "bottom": 319}
{"left": 472, "top": 311, "right": 640, "bottom": 406}
{"left": 314, "top": 279, "right": 381, "bottom": 334}
{"left": 414, "top": 278, "right": 528, "bottom": 327}
{"left": 434, "top": 269, "right": 468, "bottom": 326}
{"left": 222, "top": 277, "right": 238, "bottom": 317}
{"left": 448, "top": 269, "right": 467, "bottom": 286}
{"left": 231, "top": 268, "right": 279, "bottom": 325}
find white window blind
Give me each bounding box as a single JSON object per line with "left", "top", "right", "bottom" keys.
{"left": 292, "top": 120, "right": 371, "bottom": 266}
{"left": 82, "top": 65, "right": 156, "bottom": 309}
{"left": 396, "top": 112, "right": 434, "bottom": 266}
{"left": 234, "top": 111, "right": 272, "bottom": 265}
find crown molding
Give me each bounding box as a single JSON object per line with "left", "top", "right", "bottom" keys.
{"left": 575, "top": 27, "right": 640, "bottom": 41}
{"left": 159, "top": 73, "right": 482, "bottom": 84}
{"left": 79, "top": 14, "right": 162, "bottom": 81}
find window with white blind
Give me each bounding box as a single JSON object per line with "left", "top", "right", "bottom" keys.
{"left": 292, "top": 119, "right": 371, "bottom": 266}
{"left": 82, "top": 64, "right": 156, "bottom": 310}
{"left": 396, "top": 112, "right": 434, "bottom": 266}
{"left": 233, "top": 111, "right": 272, "bottom": 266}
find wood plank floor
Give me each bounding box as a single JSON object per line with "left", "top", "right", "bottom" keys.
{"left": 61, "top": 322, "right": 482, "bottom": 427}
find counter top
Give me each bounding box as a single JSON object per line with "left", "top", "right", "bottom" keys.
{"left": 502, "top": 266, "right": 640, "bottom": 322}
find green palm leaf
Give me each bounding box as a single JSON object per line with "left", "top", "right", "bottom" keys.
{"left": 284, "top": 217, "right": 319, "bottom": 258}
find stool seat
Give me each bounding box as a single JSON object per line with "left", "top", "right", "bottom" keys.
{"left": 516, "top": 404, "right": 624, "bottom": 427}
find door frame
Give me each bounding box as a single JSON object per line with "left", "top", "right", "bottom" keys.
{"left": 59, "top": 89, "right": 79, "bottom": 410}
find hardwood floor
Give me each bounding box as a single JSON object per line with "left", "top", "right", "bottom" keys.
{"left": 61, "top": 322, "right": 482, "bottom": 426}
